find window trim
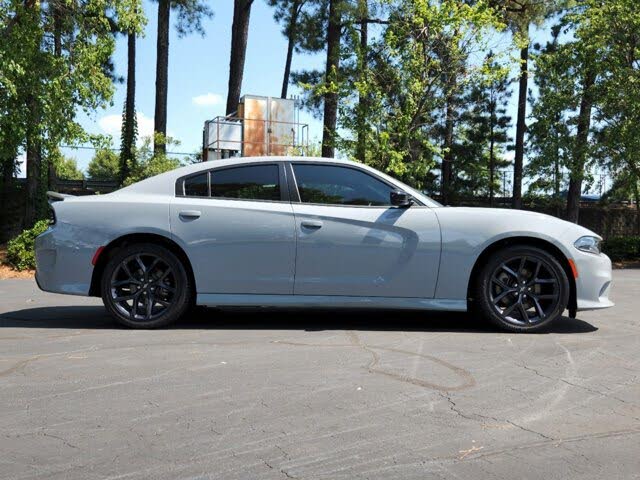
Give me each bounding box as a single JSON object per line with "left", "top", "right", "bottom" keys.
{"left": 175, "top": 162, "right": 289, "bottom": 203}
{"left": 181, "top": 170, "right": 211, "bottom": 197}
{"left": 288, "top": 161, "right": 424, "bottom": 208}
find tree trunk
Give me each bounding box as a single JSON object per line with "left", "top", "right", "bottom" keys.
{"left": 321, "top": 0, "right": 341, "bottom": 158}
{"left": 441, "top": 79, "right": 456, "bottom": 205}
{"left": 355, "top": 0, "right": 368, "bottom": 163}
{"left": 121, "top": 30, "right": 136, "bottom": 184}
{"left": 634, "top": 177, "right": 640, "bottom": 236}
{"left": 25, "top": 97, "right": 41, "bottom": 227}
{"left": 50, "top": 5, "right": 62, "bottom": 190}
{"left": 281, "top": 0, "right": 301, "bottom": 99}
{"left": 0, "top": 156, "right": 15, "bottom": 224}
{"left": 227, "top": 0, "right": 253, "bottom": 115}
{"left": 53, "top": 5, "right": 62, "bottom": 56}
{"left": 554, "top": 117, "right": 561, "bottom": 217}
{"left": 154, "top": 0, "right": 170, "bottom": 155}
{"left": 566, "top": 68, "right": 595, "bottom": 223}
{"left": 512, "top": 44, "right": 528, "bottom": 209}
{"left": 24, "top": 0, "right": 41, "bottom": 227}
{"left": 489, "top": 123, "right": 495, "bottom": 208}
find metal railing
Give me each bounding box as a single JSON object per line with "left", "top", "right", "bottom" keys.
{"left": 204, "top": 115, "right": 310, "bottom": 158}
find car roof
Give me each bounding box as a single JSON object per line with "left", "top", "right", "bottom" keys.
{"left": 187, "top": 156, "right": 355, "bottom": 172}
{"left": 115, "top": 155, "right": 441, "bottom": 208}
{"left": 118, "top": 156, "right": 358, "bottom": 195}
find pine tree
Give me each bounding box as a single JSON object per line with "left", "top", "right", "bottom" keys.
{"left": 226, "top": 0, "right": 254, "bottom": 115}
{"left": 121, "top": 29, "right": 138, "bottom": 185}
{"left": 321, "top": 0, "right": 343, "bottom": 158}
{"left": 458, "top": 54, "right": 512, "bottom": 205}
{"left": 527, "top": 26, "right": 572, "bottom": 213}
{"left": 490, "top": 0, "right": 569, "bottom": 209}
{"left": 154, "top": 0, "right": 212, "bottom": 154}
{"left": 268, "top": 0, "right": 315, "bottom": 99}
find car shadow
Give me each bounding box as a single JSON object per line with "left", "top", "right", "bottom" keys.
{"left": 0, "top": 305, "right": 598, "bottom": 334}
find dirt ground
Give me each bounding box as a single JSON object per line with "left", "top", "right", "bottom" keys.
{"left": 0, "top": 245, "right": 35, "bottom": 280}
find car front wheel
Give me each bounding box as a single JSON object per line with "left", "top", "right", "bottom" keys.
{"left": 101, "top": 243, "right": 192, "bottom": 328}
{"left": 475, "top": 245, "right": 570, "bottom": 333}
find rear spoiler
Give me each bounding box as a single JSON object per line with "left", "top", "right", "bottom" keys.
{"left": 46, "top": 191, "right": 75, "bottom": 203}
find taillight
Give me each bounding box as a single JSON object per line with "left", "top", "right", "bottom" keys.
{"left": 48, "top": 206, "right": 56, "bottom": 225}
{"left": 91, "top": 247, "right": 105, "bottom": 266}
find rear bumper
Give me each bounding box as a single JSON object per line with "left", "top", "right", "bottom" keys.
{"left": 34, "top": 225, "right": 94, "bottom": 296}
{"left": 574, "top": 251, "right": 614, "bottom": 311}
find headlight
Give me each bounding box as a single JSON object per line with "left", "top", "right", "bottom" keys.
{"left": 574, "top": 236, "right": 601, "bottom": 255}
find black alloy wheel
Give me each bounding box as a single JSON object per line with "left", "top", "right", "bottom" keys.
{"left": 101, "top": 243, "right": 192, "bottom": 328}
{"left": 475, "top": 245, "right": 570, "bottom": 332}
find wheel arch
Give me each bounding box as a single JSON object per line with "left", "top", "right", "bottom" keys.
{"left": 89, "top": 232, "right": 196, "bottom": 298}
{"left": 466, "top": 236, "right": 577, "bottom": 313}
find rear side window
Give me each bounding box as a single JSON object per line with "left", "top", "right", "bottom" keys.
{"left": 180, "top": 164, "right": 281, "bottom": 201}
{"left": 211, "top": 165, "right": 280, "bottom": 201}
{"left": 184, "top": 172, "right": 209, "bottom": 197}
{"left": 292, "top": 164, "right": 392, "bottom": 206}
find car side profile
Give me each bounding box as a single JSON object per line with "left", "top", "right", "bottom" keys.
{"left": 35, "top": 156, "right": 613, "bottom": 332}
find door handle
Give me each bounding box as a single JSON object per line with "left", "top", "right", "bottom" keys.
{"left": 179, "top": 210, "right": 201, "bottom": 219}
{"left": 301, "top": 220, "right": 323, "bottom": 229}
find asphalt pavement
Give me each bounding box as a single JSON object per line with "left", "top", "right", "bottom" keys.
{"left": 1, "top": 271, "right": 639, "bottom": 480}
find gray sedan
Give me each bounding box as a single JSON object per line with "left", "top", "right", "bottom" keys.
{"left": 35, "top": 156, "right": 613, "bottom": 332}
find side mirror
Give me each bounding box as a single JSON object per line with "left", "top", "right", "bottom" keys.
{"left": 390, "top": 190, "right": 413, "bottom": 208}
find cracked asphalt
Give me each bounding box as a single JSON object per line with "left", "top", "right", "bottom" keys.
{"left": 1, "top": 271, "right": 639, "bottom": 480}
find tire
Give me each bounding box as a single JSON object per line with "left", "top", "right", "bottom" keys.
{"left": 474, "top": 245, "right": 570, "bottom": 333}
{"left": 101, "top": 243, "right": 192, "bottom": 328}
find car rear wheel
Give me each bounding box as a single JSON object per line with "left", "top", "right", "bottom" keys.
{"left": 101, "top": 243, "right": 192, "bottom": 328}
{"left": 475, "top": 245, "right": 570, "bottom": 333}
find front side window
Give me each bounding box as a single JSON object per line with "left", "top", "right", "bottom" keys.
{"left": 293, "top": 164, "right": 393, "bottom": 206}
{"left": 211, "top": 165, "right": 280, "bottom": 201}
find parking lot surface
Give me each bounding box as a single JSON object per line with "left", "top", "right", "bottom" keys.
{"left": 1, "top": 271, "right": 639, "bottom": 480}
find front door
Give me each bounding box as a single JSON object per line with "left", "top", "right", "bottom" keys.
{"left": 171, "top": 163, "right": 296, "bottom": 294}
{"left": 289, "top": 163, "right": 441, "bottom": 298}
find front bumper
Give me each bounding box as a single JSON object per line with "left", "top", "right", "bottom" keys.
{"left": 573, "top": 250, "right": 614, "bottom": 311}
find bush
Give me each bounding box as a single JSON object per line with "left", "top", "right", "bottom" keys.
{"left": 6, "top": 220, "right": 50, "bottom": 271}
{"left": 122, "top": 135, "right": 183, "bottom": 186}
{"left": 602, "top": 236, "right": 640, "bottom": 261}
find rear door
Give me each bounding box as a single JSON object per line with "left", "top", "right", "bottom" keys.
{"left": 288, "top": 162, "right": 441, "bottom": 298}
{"left": 171, "top": 162, "right": 296, "bottom": 294}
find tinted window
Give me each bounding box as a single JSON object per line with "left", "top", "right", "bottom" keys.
{"left": 211, "top": 165, "right": 280, "bottom": 201}
{"left": 184, "top": 173, "right": 208, "bottom": 197}
{"left": 293, "top": 164, "right": 392, "bottom": 206}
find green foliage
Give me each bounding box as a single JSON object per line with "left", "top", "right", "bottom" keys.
{"left": 2, "top": 0, "right": 639, "bottom": 218}
{"left": 603, "top": 237, "right": 640, "bottom": 261}
{"left": 123, "top": 135, "right": 183, "bottom": 186}
{"left": 336, "top": 0, "right": 505, "bottom": 192}
{"left": 6, "top": 220, "right": 49, "bottom": 271}
{"left": 120, "top": 98, "right": 138, "bottom": 184}
{"left": 455, "top": 53, "right": 512, "bottom": 199}
{"left": 87, "top": 149, "right": 120, "bottom": 180}
{"left": 268, "top": 0, "right": 326, "bottom": 50}
{"left": 490, "top": 0, "right": 569, "bottom": 39}
{"left": 579, "top": 0, "right": 640, "bottom": 204}
{"left": 527, "top": 25, "right": 574, "bottom": 196}
{"left": 0, "top": 0, "right": 146, "bottom": 217}
{"left": 52, "top": 154, "right": 84, "bottom": 180}
{"left": 287, "top": 139, "right": 322, "bottom": 157}
{"left": 172, "top": 0, "right": 214, "bottom": 38}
